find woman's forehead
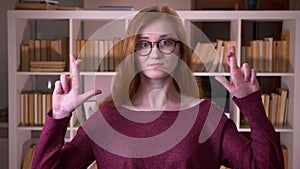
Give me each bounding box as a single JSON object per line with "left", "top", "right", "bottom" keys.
{"left": 137, "top": 33, "right": 178, "bottom": 40}
{"left": 138, "top": 19, "right": 177, "bottom": 37}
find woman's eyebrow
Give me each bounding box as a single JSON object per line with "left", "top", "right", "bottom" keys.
{"left": 137, "top": 34, "right": 178, "bottom": 40}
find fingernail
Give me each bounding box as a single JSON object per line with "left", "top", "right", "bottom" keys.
{"left": 76, "top": 59, "right": 82, "bottom": 65}
{"left": 95, "top": 89, "right": 102, "bottom": 94}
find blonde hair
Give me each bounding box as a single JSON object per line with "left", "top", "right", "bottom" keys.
{"left": 100, "top": 5, "right": 203, "bottom": 108}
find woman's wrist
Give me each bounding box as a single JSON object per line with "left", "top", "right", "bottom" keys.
{"left": 52, "top": 109, "right": 71, "bottom": 119}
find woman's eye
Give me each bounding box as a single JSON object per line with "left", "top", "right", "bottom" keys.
{"left": 138, "top": 41, "right": 150, "bottom": 49}
{"left": 160, "top": 39, "right": 172, "bottom": 47}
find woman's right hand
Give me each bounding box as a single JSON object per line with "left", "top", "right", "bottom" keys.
{"left": 52, "top": 54, "right": 102, "bottom": 119}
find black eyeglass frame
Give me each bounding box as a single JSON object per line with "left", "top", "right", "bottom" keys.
{"left": 135, "top": 39, "right": 181, "bottom": 56}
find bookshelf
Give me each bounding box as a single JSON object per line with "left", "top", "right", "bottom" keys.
{"left": 7, "top": 10, "right": 300, "bottom": 169}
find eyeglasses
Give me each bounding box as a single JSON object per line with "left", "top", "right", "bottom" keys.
{"left": 135, "top": 39, "right": 180, "bottom": 56}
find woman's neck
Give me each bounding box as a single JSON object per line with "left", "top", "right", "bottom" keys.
{"left": 131, "top": 74, "right": 181, "bottom": 110}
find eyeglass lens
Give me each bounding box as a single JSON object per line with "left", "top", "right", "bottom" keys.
{"left": 135, "top": 39, "right": 177, "bottom": 56}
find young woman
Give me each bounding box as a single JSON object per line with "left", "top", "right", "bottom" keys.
{"left": 32, "top": 5, "right": 284, "bottom": 169}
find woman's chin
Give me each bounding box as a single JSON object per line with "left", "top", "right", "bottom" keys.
{"left": 142, "top": 69, "right": 171, "bottom": 79}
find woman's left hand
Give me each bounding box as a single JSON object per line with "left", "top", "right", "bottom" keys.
{"left": 215, "top": 46, "right": 260, "bottom": 98}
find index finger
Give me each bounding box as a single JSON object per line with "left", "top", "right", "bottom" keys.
{"left": 226, "top": 46, "right": 238, "bottom": 72}
{"left": 70, "top": 53, "right": 81, "bottom": 85}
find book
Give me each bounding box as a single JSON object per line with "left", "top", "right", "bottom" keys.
{"left": 40, "top": 40, "right": 48, "bottom": 61}
{"left": 98, "top": 40, "right": 105, "bottom": 71}
{"left": 20, "top": 93, "right": 26, "bottom": 126}
{"left": 103, "top": 40, "right": 109, "bottom": 71}
{"left": 50, "top": 40, "right": 60, "bottom": 61}
{"left": 30, "top": 61, "right": 65, "bottom": 72}
{"left": 42, "top": 93, "right": 47, "bottom": 124}
{"left": 56, "top": 6, "right": 82, "bottom": 10}
{"left": 270, "top": 93, "right": 278, "bottom": 125}
{"left": 29, "top": 40, "right": 35, "bottom": 64}
{"left": 281, "top": 31, "right": 290, "bottom": 72}
{"left": 34, "top": 93, "right": 38, "bottom": 125}
{"left": 113, "top": 38, "right": 123, "bottom": 69}
{"left": 245, "top": 45, "right": 253, "bottom": 69}
{"left": 108, "top": 40, "right": 115, "bottom": 71}
{"left": 78, "top": 39, "right": 87, "bottom": 71}
{"left": 30, "top": 67, "right": 65, "bottom": 72}
{"left": 22, "top": 144, "right": 36, "bottom": 169}
{"left": 262, "top": 94, "right": 270, "bottom": 117}
{"left": 15, "top": 2, "right": 58, "bottom": 10}
{"left": 34, "top": 40, "right": 41, "bottom": 61}
{"left": 28, "top": 93, "right": 35, "bottom": 126}
{"left": 98, "top": 6, "right": 134, "bottom": 11}
{"left": 282, "top": 145, "right": 288, "bottom": 169}
{"left": 88, "top": 161, "right": 98, "bottom": 169}
{"left": 276, "top": 88, "right": 288, "bottom": 126}
{"left": 34, "top": 93, "right": 43, "bottom": 126}
{"left": 261, "top": 40, "right": 268, "bottom": 72}
{"left": 250, "top": 40, "right": 260, "bottom": 71}
{"left": 264, "top": 37, "right": 273, "bottom": 72}
{"left": 22, "top": 0, "right": 59, "bottom": 4}
{"left": 24, "top": 92, "right": 29, "bottom": 125}
{"left": 82, "top": 40, "right": 91, "bottom": 71}
{"left": 216, "top": 39, "right": 224, "bottom": 72}
{"left": 20, "top": 45, "right": 30, "bottom": 71}
{"left": 30, "top": 61, "right": 65, "bottom": 68}
{"left": 93, "top": 40, "right": 100, "bottom": 72}
{"left": 60, "top": 38, "right": 69, "bottom": 70}
{"left": 191, "top": 43, "right": 205, "bottom": 72}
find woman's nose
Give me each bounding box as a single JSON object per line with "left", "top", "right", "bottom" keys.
{"left": 149, "top": 45, "right": 162, "bottom": 59}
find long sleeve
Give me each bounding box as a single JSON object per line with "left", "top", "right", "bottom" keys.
{"left": 32, "top": 110, "right": 95, "bottom": 169}
{"left": 220, "top": 90, "right": 284, "bottom": 169}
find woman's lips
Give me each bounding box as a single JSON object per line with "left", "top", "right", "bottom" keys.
{"left": 148, "top": 63, "right": 164, "bottom": 68}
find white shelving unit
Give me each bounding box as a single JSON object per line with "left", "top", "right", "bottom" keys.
{"left": 8, "top": 10, "right": 300, "bottom": 169}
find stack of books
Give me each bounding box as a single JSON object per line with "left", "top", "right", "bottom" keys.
{"left": 30, "top": 61, "right": 66, "bottom": 72}
{"left": 15, "top": 0, "right": 59, "bottom": 10}
{"left": 20, "top": 38, "right": 69, "bottom": 72}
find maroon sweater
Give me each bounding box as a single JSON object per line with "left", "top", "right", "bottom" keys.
{"left": 32, "top": 91, "right": 284, "bottom": 169}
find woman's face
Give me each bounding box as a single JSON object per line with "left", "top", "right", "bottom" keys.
{"left": 135, "top": 18, "right": 180, "bottom": 79}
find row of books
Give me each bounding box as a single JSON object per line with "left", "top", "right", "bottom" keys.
{"left": 191, "top": 40, "right": 237, "bottom": 72}
{"left": 241, "top": 36, "right": 290, "bottom": 73}
{"left": 19, "top": 91, "right": 52, "bottom": 126}
{"left": 241, "top": 88, "right": 289, "bottom": 127}
{"left": 75, "top": 38, "right": 123, "bottom": 72}
{"left": 192, "top": 31, "right": 290, "bottom": 73}
{"left": 263, "top": 88, "right": 289, "bottom": 126}
{"left": 20, "top": 38, "right": 69, "bottom": 72}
